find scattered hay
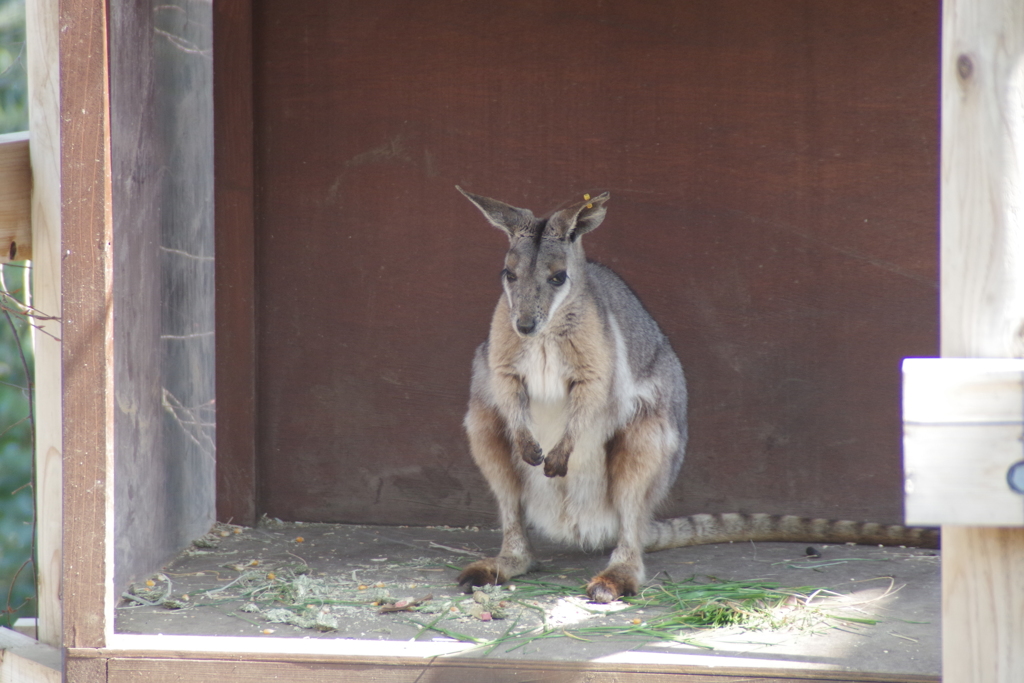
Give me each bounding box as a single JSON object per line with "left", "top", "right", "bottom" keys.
{"left": 118, "top": 523, "right": 899, "bottom": 653}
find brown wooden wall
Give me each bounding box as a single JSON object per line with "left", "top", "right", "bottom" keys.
{"left": 222, "top": 1, "right": 939, "bottom": 527}
{"left": 110, "top": 0, "right": 215, "bottom": 591}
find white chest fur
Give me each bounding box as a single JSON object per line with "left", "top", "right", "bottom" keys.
{"left": 518, "top": 339, "right": 569, "bottom": 452}
{"left": 518, "top": 338, "right": 567, "bottom": 403}
{"left": 515, "top": 337, "right": 620, "bottom": 549}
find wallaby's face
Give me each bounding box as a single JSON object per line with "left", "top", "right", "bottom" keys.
{"left": 458, "top": 187, "right": 610, "bottom": 337}
{"left": 500, "top": 232, "right": 578, "bottom": 336}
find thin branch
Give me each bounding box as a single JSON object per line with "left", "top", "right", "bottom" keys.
{"left": 0, "top": 414, "right": 30, "bottom": 443}
{"left": 0, "top": 268, "right": 61, "bottom": 343}
{"left": 4, "top": 559, "right": 31, "bottom": 628}
{"left": 0, "top": 42, "right": 26, "bottom": 80}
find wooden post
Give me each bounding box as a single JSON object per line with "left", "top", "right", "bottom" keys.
{"left": 26, "top": 0, "right": 63, "bottom": 649}
{"left": 214, "top": 1, "right": 258, "bottom": 527}
{"left": 59, "top": 0, "right": 115, "bottom": 650}
{"left": 941, "top": 0, "right": 1024, "bottom": 680}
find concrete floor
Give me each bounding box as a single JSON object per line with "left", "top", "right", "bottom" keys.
{"left": 116, "top": 521, "right": 940, "bottom": 678}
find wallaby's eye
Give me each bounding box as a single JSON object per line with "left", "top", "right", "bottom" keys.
{"left": 502, "top": 268, "right": 517, "bottom": 282}
{"left": 548, "top": 271, "right": 567, "bottom": 287}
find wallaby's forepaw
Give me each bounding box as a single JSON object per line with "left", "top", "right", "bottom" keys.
{"left": 543, "top": 452, "right": 568, "bottom": 477}
{"left": 586, "top": 567, "right": 639, "bottom": 604}
{"left": 457, "top": 558, "right": 505, "bottom": 591}
{"left": 515, "top": 435, "right": 544, "bottom": 466}
{"left": 543, "top": 441, "right": 571, "bottom": 477}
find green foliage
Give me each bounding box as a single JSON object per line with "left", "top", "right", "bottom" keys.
{"left": 0, "top": 0, "right": 31, "bottom": 626}
{"left": 0, "top": 263, "right": 34, "bottom": 625}
{"left": 0, "top": 0, "right": 26, "bottom": 134}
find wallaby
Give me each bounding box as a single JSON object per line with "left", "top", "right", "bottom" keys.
{"left": 456, "top": 188, "right": 938, "bottom": 604}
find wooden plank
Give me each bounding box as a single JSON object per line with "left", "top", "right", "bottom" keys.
{"left": 25, "top": 0, "right": 63, "bottom": 649}
{"left": 64, "top": 650, "right": 939, "bottom": 683}
{"left": 904, "top": 424, "right": 1024, "bottom": 525}
{"left": 0, "top": 132, "right": 30, "bottom": 262}
{"left": 10, "top": 621, "right": 34, "bottom": 640}
{"left": 64, "top": 657, "right": 107, "bottom": 683}
{"left": 939, "top": 0, "right": 1024, "bottom": 680}
{"left": 902, "top": 358, "right": 1024, "bottom": 525}
{"left": 60, "top": 0, "right": 114, "bottom": 651}
{"left": 942, "top": 526, "right": 1024, "bottom": 683}
{"left": 902, "top": 358, "right": 1024, "bottom": 424}
{"left": 103, "top": 659, "right": 932, "bottom": 683}
{"left": 213, "top": 0, "right": 258, "bottom": 526}
{"left": 72, "top": 641, "right": 943, "bottom": 683}
{"left": 0, "top": 627, "right": 61, "bottom": 683}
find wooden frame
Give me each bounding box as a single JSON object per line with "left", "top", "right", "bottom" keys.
{"left": 52, "top": 2, "right": 947, "bottom": 680}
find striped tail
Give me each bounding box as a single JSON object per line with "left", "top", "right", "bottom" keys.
{"left": 645, "top": 513, "right": 940, "bottom": 552}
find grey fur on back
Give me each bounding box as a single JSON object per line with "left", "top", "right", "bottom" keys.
{"left": 586, "top": 261, "right": 689, "bottom": 482}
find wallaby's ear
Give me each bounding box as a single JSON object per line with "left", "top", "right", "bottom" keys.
{"left": 545, "top": 192, "right": 610, "bottom": 242}
{"left": 457, "top": 186, "right": 535, "bottom": 238}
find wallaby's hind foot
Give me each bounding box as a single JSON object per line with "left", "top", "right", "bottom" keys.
{"left": 457, "top": 558, "right": 505, "bottom": 589}
{"left": 457, "top": 553, "right": 534, "bottom": 591}
{"left": 586, "top": 565, "right": 641, "bottom": 603}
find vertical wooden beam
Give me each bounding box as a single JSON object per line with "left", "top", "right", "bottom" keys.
{"left": 59, "top": 0, "right": 114, "bottom": 650}
{"left": 214, "top": 1, "right": 258, "bottom": 526}
{"left": 941, "top": 0, "right": 1024, "bottom": 680}
{"left": 26, "top": 0, "right": 63, "bottom": 650}
{"left": 942, "top": 0, "right": 1024, "bottom": 358}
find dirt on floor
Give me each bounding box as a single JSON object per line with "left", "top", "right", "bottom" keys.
{"left": 115, "top": 520, "right": 941, "bottom": 676}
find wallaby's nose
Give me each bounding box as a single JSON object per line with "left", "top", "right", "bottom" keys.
{"left": 516, "top": 319, "right": 537, "bottom": 336}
